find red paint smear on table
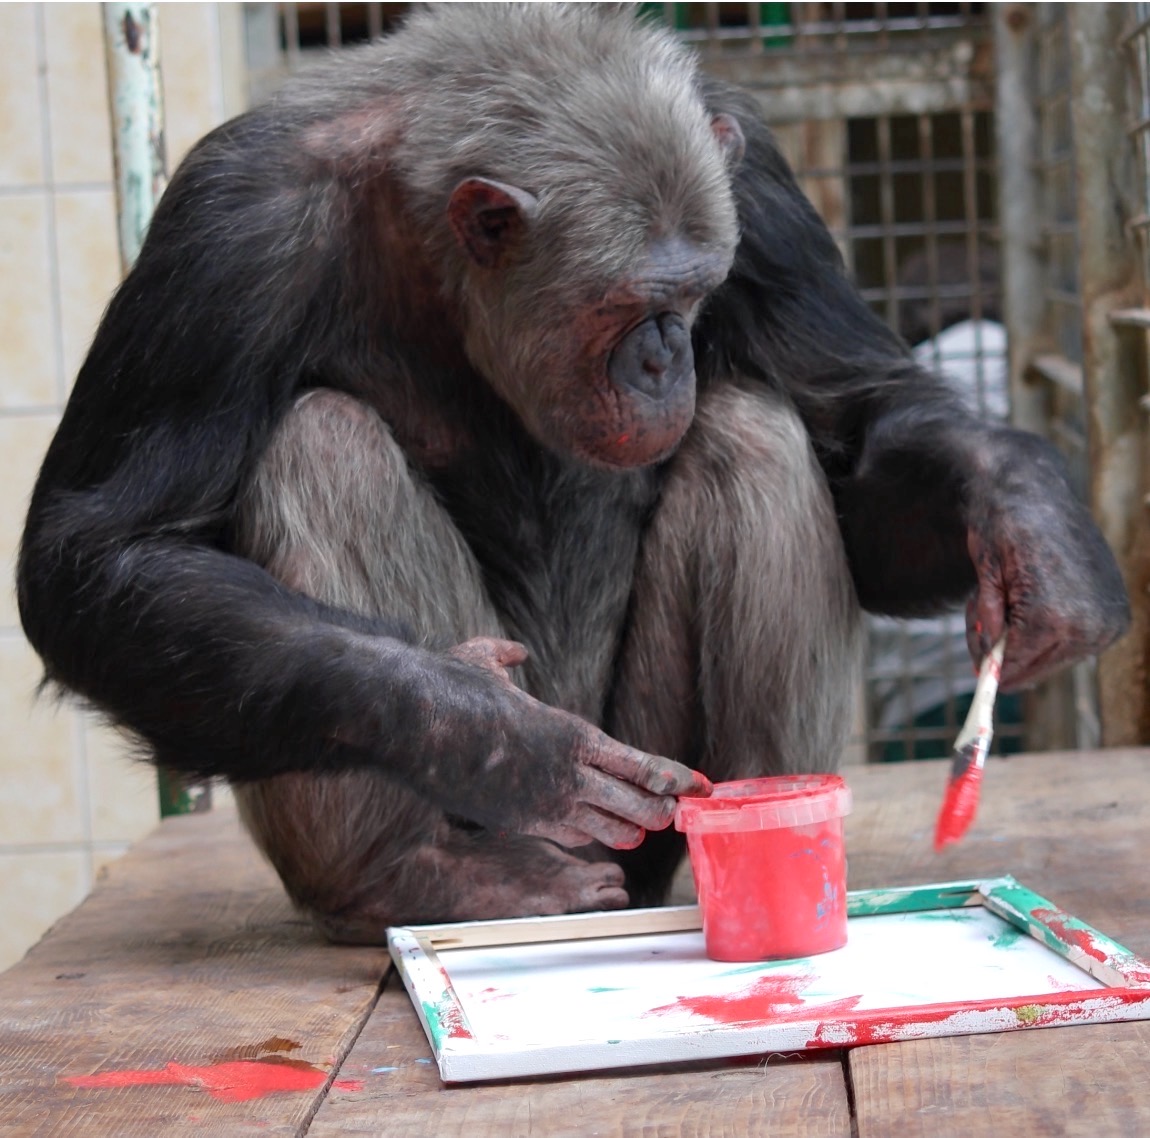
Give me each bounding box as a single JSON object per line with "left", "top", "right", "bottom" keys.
{"left": 648, "top": 974, "right": 863, "bottom": 1026}
{"left": 1032, "top": 908, "right": 1109, "bottom": 962}
{"left": 64, "top": 1058, "right": 364, "bottom": 1103}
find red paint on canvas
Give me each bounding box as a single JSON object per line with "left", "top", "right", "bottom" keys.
{"left": 440, "top": 1001, "right": 472, "bottom": 1039}
{"left": 477, "top": 986, "right": 513, "bottom": 1003}
{"left": 649, "top": 973, "right": 862, "bottom": 1026}
{"left": 64, "top": 1058, "right": 364, "bottom": 1102}
{"left": 803, "top": 989, "right": 1133, "bottom": 1049}
{"left": 434, "top": 966, "right": 474, "bottom": 1039}
{"left": 1032, "top": 908, "right": 1109, "bottom": 962}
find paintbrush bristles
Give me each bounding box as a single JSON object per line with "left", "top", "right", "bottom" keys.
{"left": 934, "top": 744, "right": 988, "bottom": 850}
{"left": 933, "top": 636, "right": 1006, "bottom": 851}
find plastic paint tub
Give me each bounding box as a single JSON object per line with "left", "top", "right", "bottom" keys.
{"left": 675, "top": 774, "right": 852, "bottom": 962}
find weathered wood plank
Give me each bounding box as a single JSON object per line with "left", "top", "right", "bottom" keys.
{"left": 6, "top": 748, "right": 1148, "bottom": 1136}
{"left": 309, "top": 977, "right": 853, "bottom": 1137}
{"left": 847, "top": 747, "right": 1150, "bottom": 1138}
{"left": 0, "top": 806, "right": 389, "bottom": 1138}
{"left": 851, "top": 1022, "right": 1150, "bottom": 1138}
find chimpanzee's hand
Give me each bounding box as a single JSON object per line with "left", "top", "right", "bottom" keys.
{"left": 964, "top": 432, "right": 1130, "bottom": 690}
{"left": 434, "top": 636, "right": 712, "bottom": 849}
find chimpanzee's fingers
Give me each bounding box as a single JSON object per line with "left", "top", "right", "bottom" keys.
{"left": 579, "top": 767, "right": 680, "bottom": 831}
{"left": 527, "top": 807, "right": 643, "bottom": 850}
{"left": 965, "top": 531, "right": 1007, "bottom": 663}
{"left": 583, "top": 733, "right": 712, "bottom": 798}
{"left": 997, "top": 631, "right": 1078, "bottom": 691}
{"left": 566, "top": 803, "right": 647, "bottom": 850}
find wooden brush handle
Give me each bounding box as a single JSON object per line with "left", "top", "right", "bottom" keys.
{"left": 954, "top": 636, "right": 1006, "bottom": 753}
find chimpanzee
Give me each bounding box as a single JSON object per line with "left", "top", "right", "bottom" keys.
{"left": 18, "top": 5, "right": 1128, "bottom": 942}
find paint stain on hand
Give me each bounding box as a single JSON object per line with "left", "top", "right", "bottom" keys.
{"left": 63, "top": 1056, "right": 364, "bottom": 1103}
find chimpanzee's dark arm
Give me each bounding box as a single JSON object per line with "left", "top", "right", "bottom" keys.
{"left": 17, "top": 121, "right": 701, "bottom": 839}
{"left": 697, "top": 80, "right": 1130, "bottom": 685}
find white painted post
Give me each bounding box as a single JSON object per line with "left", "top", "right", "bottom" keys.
{"left": 102, "top": 3, "right": 167, "bottom": 275}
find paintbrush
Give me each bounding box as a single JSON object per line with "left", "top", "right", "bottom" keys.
{"left": 933, "top": 635, "right": 1007, "bottom": 852}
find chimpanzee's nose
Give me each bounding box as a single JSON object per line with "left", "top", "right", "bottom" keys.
{"left": 609, "top": 313, "right": 694, "bottom": 398}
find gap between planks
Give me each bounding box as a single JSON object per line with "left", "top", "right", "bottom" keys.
{"left": 295, "top": 966, "right": 394, "bottom": 1138}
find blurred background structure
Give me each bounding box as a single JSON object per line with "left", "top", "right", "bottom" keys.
{"left": 0, "top": 2, "right": 1147, "bottom": 970}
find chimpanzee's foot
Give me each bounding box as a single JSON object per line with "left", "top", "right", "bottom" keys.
{"left": 312, "top": 831, "right": 629, "bottom": 945}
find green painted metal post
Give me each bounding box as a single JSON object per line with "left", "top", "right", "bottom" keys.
{"left": 102, "top": 4, "right": 166, "bottom": 274}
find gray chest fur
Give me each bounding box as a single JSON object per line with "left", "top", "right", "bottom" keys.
{"left": 436, "top": 457, "right": 658, "bottom": 724}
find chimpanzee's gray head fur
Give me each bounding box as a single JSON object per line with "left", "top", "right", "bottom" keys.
{"left": 308, "top": 4, "right": 743, "bottom": 467}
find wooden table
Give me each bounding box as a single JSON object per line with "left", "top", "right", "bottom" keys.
{"left": 3, "top": 748, "right": 1150, "bottom": 1136}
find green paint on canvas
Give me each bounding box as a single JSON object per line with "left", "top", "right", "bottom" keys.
{"left": 989, "top": 923, "right": 1025, "bottom": 950}
{"left": 421, "top": 1000, "right": 447, "bottom": 1048}
{"left": 719, "top": 959, "right": 808, "bottom": 977}
{"left": 908, "top": 908, "right": 979, "bottom": 924}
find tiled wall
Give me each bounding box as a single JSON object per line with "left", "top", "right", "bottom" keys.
{"left": 0, "top": 3, "right": 244, "bottom": 972}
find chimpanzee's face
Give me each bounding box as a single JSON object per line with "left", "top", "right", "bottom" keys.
{"left": 445, "top": 105, "right": 742, "bottom": 468}
{"left": 534, "top": 239, "right": 733, "bottom": 468}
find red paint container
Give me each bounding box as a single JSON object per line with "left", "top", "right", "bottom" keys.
{"left": 675, "top": 774, "right": 852, "bottom": 962}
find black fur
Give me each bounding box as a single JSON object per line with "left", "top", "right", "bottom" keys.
{"left": 695, "top": 82, "right": 1129, "bottom": 648}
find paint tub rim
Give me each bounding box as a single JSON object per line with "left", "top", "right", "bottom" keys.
{"left": 674, "top": 773, "right": 852, "bottom": 835}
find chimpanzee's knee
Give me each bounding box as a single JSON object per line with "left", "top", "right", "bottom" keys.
{"left": 612, "top": 381, "right": 860, "bottom": 778}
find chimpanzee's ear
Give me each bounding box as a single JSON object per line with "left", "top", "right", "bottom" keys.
{"left": 448, "top": 177, "right": 539, "bottom": 268}
{"left": 710, "top": 113, "right": 746, "bottom": 169}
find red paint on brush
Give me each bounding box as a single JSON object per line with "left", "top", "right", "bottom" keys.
{"left": 64, "top": 1058, "right": 363, "bottom": 1102}
{"left": 933, "top": 637, "right": 1004, "bottom": 851}
{"left": 933, "top": 745, "right": 985, "bottom": 851}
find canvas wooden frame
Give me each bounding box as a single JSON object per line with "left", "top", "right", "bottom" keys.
{"left": 387, "top": 876, "right": 1150, "bottom": 1083}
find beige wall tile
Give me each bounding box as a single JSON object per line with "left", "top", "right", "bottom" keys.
{"left": 217, "top": 3, "right": 250, "bottom": 121}
{"left": 0, "top": 637, "right": 83, "bottom": 845}
{"left": 54, "top": 189, "right": 120, "bottom": 384}
{"left": 0, "top": 1, "right": 240, "bottom": 980}
{"left": 0, "top": 415, "right": 59, "bottom": 631}
{"left": 161, "top": 3, "right": 224, "bottom": 168}
{"left": 0, "top": 5, "right": 46, "bottom": 188}
{"left": 44, "top": 3, "right": 114, "bottom": 185}
{"left": 85, "top": 717, "right": 158, "bottom": 844}
{"left": 0, "top": 195, "right": 58, "bottom": 409}
{"left": 0, "top": 849, "right": 88, "bottom": 972}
